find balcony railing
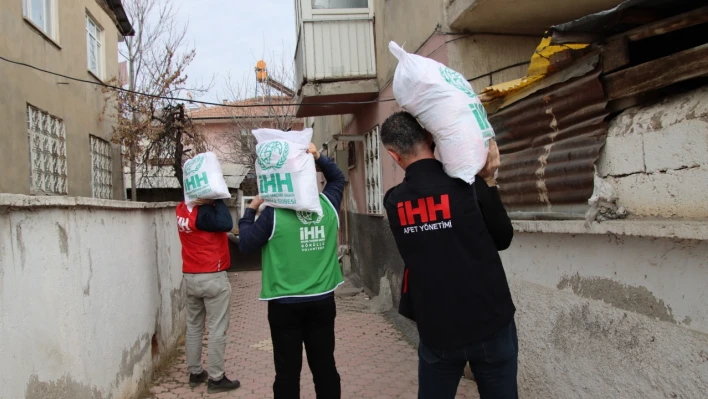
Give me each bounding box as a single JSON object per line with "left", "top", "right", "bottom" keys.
{"left": 295, "top": 17, "right": 376, "bottom": 86}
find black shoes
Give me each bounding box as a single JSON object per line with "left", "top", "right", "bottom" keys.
{"left": 189, "top": 370, "right": 208, "bottom": 388}
{"left": 207, "top": 375, "right": 241, "bottom": 394}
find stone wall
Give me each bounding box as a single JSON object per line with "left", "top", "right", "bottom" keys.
{"left": 599, "top": 85, "right": 708, "bottom": 218}
{"left": 0, "top": 195, "right": 186, "bottom": 399}
{"left": 502, "top": 227, "right": 708, "bottom": 398}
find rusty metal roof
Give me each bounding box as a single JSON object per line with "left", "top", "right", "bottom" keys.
{"left": 490, "top": 66, "right": 608, "bottom": 214}
{"left": 550, "top": 0, "right": 703, "bottom": 42}
{"left": 480, "top": 37, "right": 592, "bottom": 113}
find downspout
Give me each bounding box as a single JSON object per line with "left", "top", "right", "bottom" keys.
{"left": 340, "top": 114, "right": 350, "bottom": 255}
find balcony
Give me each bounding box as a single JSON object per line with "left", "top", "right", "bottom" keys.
{"left": 294, "top": 0, "right": 378, "bottom": 117}
{"left": 447, "top": 0, "right": 625, "bottom": 34}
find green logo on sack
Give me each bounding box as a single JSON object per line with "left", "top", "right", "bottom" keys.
{"left": 469, "top": 103, "right": 492, "bottom": 132}
{"left": 185, "top": 172, "right": 209, "bottom": 192}
{"left": 440, "top": 66, "right": 477, "bottom": 99}
{"left": 184, "top": 154, "right": 205, "bottom": 175}
{"left": 259, "top": 173, "right": 293, "bottom": 194}
{"left": 183, "top": 155, "right": 209, "bottom": 193}
{"left": 257, "top": 141, "right": 289, "bottom": 171}
{"left": 296, "top": 210, "right": 323, "bottom": 226}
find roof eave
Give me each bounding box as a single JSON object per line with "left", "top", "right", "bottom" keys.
{"left": 106, "top": 0, "right": 135, "bottom": 36}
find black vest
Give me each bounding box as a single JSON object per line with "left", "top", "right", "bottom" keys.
{"left": 384, "top": 159, "right": 515, "bottom": 350}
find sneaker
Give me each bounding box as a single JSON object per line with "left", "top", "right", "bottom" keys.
{"left": 207, "top": 375, "right": 241, "bottom": 394}
{"left": 189, "top": 370, "right": 208, "bottom": 388}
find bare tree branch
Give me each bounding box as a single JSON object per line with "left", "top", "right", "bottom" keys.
{"left": 206, "top": 45, "right": 303, "bottom": 197}
{"left": 102, "top": 0, "right": 211, "bottom": 199}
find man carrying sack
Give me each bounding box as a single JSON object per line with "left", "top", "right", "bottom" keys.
{"left": 176, "top": 153, "right": 241, "bottom": 394}
{"left": 238, "top": 143, "right": 345, "bottom": 399}
{"left": 381, "top": 112, "right": 517, "bottom": 399}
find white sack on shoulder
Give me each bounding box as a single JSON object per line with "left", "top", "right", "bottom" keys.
{"left": 183, "top": 152, "right": 231, "bottom": 206}
{"left": 253, "top": 128, "right": 322, "bottom": 215}
{"left": 389, "top": 41, "right": 494, "bottom": 184}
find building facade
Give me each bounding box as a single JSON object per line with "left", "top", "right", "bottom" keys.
{"left": 293, "top": 0, "right": 708, "bottom": 396}
{"left": 0, "top": 0, "right": 132, "bottom": 199}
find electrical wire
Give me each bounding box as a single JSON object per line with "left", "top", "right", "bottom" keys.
{"left": 0, "top": 54, "right": 397, "bottom": 108}
{"left": 466, "top": 61, "right": 531, "bottom": 82}
{"left": 2, "top": 47, "right": 534, "bottom": 107}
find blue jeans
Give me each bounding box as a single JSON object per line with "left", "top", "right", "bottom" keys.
{"left": 418, "top": 320, "right": 518, "bottom": 399}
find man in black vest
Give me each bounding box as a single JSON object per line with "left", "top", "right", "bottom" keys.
{"left": 381, "top": 111, "right": 517, "bottom": 399}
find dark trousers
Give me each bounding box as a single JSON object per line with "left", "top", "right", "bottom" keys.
{"left": 418, "top": 320, "right": 518, "bottom": 399}
{"left": 268, "top": 296, "right": 341, "bottom": 399}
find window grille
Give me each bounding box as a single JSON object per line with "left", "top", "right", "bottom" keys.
{"left": 364, "top": 126, "right": 382, "bottom": 215}
{"left": 27, "top": 104, "right": 67, "bottom": 195}
{"left": 90, "top": 135, "right": 113, "bottom": 199}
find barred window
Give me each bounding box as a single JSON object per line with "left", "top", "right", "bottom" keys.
{"left": 90, "top": 135, "right": 113, "bottom": 199}
{"left": 27, "top": 104, "right": 67, "bottom": 195}
{"left": 364, "top": 126, "right": 382, "bottom": 215}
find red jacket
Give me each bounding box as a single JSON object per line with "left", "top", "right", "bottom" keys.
{"left": 176, "top": 202, "right": 231, "bottom": 273}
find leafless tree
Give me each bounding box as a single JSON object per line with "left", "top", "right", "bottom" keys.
{"left": 101, "top": 0, "right": 211, "bottom": 200}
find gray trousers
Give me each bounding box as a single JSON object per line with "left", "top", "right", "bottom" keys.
{"left": 184, "top": 272, "right": 232, "bottom": 380}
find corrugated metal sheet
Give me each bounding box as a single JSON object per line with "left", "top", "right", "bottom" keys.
{"left": 489, "top": 67, "right": 608, "bottom": 213}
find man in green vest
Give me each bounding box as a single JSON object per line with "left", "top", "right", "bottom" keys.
{"left": 239, "top": 143, "right": 345, "bottom": 399}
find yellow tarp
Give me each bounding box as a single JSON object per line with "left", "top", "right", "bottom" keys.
{"left": 480, "top": 34, "right": 589, "bottom": 109}
{"left": 527, "top": 36, "right": 589, "bottom": 77}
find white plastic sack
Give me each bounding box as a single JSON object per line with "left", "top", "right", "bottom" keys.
{"left": 253, "top": 128, "right": 322, "bottom": 215}
{"left": 183, "top": 152, "right": 231, "bottom": 206}
{"left": 389, "top": 41, "right": 494, "bottom": 184}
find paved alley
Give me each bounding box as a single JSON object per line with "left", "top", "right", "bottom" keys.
{"left": 145, "top": 271, "right": 479, "bottom": 399}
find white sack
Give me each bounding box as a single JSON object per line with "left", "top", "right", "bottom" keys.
{"left": 253, "top": 128, "right": 322, "bottom": 215}
{"left": 183, "top": 152, "right": 231, "bottom": 206}
{"left": 389, "top": 41, "right": 494, "bottom": 184}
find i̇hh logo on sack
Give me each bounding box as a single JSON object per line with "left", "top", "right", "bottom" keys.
{"left": 439, "top": 66, "right": 494, "bottom": 142}
{"left": 183, "top": 154, "right": 209, "bottom": 199}
{"left": 257, "top": 141, "right": 296, "bottom": 205}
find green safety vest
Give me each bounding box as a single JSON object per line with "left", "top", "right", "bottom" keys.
{"left": 260, "top": 194, "right": 343, "bottom": 300}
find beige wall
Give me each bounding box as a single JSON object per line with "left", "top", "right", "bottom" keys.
{"left": 0, "top": 0, "right": 123, "bottom": 198}
{"left": 374, "top": 0, "right": 447, "bottom": 90}
{"left": 447, "top": 34, "right": 540, "bottom": 93}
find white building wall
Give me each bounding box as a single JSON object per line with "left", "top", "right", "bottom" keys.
{"left": 0, "top": 195, "right": 186, "bottom": 399}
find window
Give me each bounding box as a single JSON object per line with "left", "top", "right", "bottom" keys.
{"left": 364, "top": 126, "right": 382, "bottom": 214}
{"left": 240, "top": 129, "right": 249, "bottom": 137}
{"left": 312, "top": 0, "right": 367, "bottom": 9}
{"left": 90, "top": 135, "right": 113, "bottom": 199}
{"left": 86, "top": 14, "right": 104, "bottom": 78}
{"left": 23, "top": 0, "right": 56, "bottom": 39}
{"left": 27, "top": 104, "right": 67, "bottom": 195}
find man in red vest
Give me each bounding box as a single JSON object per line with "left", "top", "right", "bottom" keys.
{"left": 176, "top": 198, "right": 240, "bottom": 394}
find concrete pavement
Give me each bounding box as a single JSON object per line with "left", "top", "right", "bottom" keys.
{"left": 144, "top": 271, "right": 479, "bottom": 399}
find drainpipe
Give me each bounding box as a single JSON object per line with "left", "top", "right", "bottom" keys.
{"left": 340, "top": 114, "right": 350, "bottom": 255}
